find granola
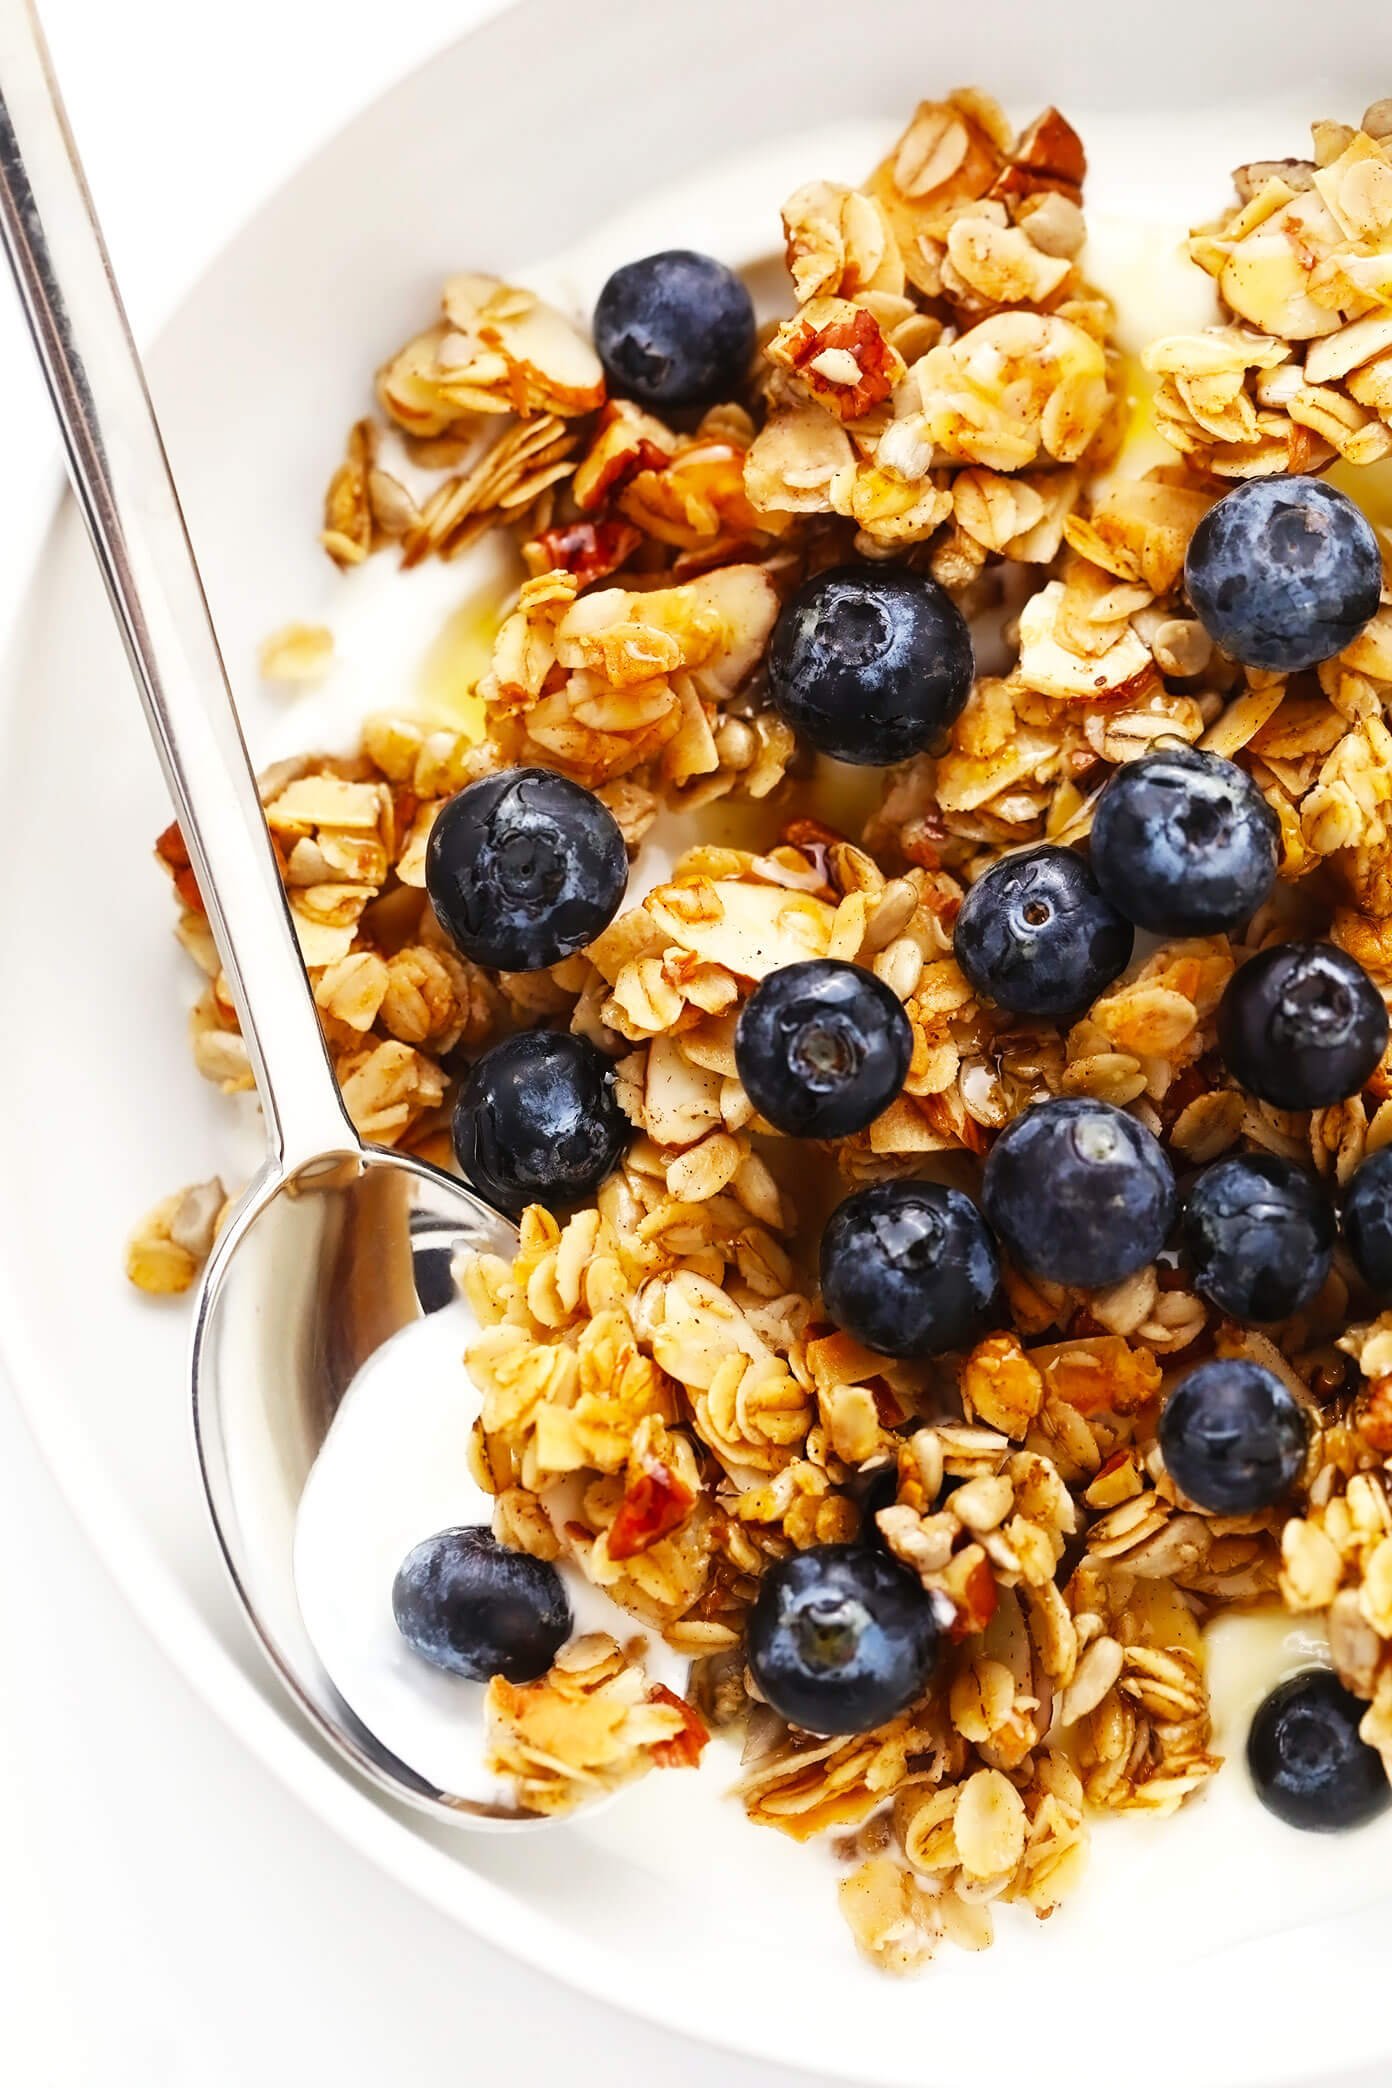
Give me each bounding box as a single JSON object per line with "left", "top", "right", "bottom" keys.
{"left": 137, "top": 87, "right": 1392, "bottom": 1974}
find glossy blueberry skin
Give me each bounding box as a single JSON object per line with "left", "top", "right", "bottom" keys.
{"left": 820, "top": 1180, "right": 1001, "bottom": 1358}
{"left": 1218, "top": 942, "right": 1388, "bottom": 1110}
{"left": 981, "top": 1097, "right": 1176, "bottom": 1290}
{"left": 1181, "top": 1153, "right": 1335, "bottom": 1323}
{"left": 1089, "top": 747, "right": 1279, "bottom": 937}
{"left": 953, "top": 844, "right": 1133, "bottom": 1018}
{"left": 592, "top": 249, "right": 755, "bottom": 413}
{"left": 1248, "top": 1669, "right": 1390, "bottom": 1832}
{"left": 767, "top": 565, "right": 974, "bottom": 766}
{"left": 392, "top": 1527, "right": 571, "bottom": 1683}
{"left": 453, "top": 1030, "right": 629, "bottom": 1217}
{"left": 1159, "top": 1358, "right": 1307, "bottom": 1514}
{"left": 1185, "top": 474, "right": 1381, "bottom": 673}
{"left": 746, "top": 1544, "right": 941, "bottom": 1736}
{"left": 426, "top": 767, "right": 627, "bottom": 973}
{"left": 1343, "top": 1146, "right": 1392, "bottom": 1299}
{"left": 734, "top": 960, "right": 912, "bottom": 1139}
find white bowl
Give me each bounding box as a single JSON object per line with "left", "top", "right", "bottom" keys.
{"left": 3, "top": 2, "right": 1391, "bottom": 2081}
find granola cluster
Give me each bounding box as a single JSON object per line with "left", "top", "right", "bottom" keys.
{"left": 752, "top": 99, "right": 1114, "bottom": 562}
{"left": 138, "top": 91, "right": 1392, "bottom": 1971}
{"left": 148, "top": 726, "right": 509, "bottom": 1188}
{"left": 1152, "top": 104, "right": 1392, "bottom": 481}
{"left": 486, "top": 1630, "right": 707, "bottom": 1816}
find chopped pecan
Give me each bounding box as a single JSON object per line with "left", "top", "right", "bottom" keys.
{"left": 647, "top": 1683, "right": 710, "bottom": 1768}
{"left": 607, "top": 1447, "right": 698, "bottom": 1560}
{"left": 573, "top": 401, "right": 676, "bottom": 511}
{"left": 993, "top": 107, "right": 1086, "bottom": 205}
{"left": 527, "top": 517, "right": 643, "bottom": 588}
{"left": 783, "top": 305, "right": 902, "bottom": 420}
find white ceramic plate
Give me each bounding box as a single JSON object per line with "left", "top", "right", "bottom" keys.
{"left": 5, "top": 2, "right": 1392, "bottom": 2080}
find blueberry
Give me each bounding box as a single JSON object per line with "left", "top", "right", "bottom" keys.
{"left": 1218, "top": 942, "right": 1388, "bottom": 1110}
{"left": 1343, "top": 1146, "right": 1392, "bottom": 1298}
{"left": 1089, "top": 747, "right": 1279, "bottom": 937}
{"left": 1185, "top": 474, "right": 1381, "bottom": 673}
{"left": 1181, "top": 1153, "right": 1335, "bottom": 1323}
{"left": 392, "top": 1527, "right": 571, "bottom": 1683}
{"left": 746, "top": 1544, "right": 940, "bottom": 1735}
{"left": 426, "top": 767, "right": 627, "bottom": 973}
{"left": 453, "top": 1030, "right": 629, "bottom": 1216}
{"left": 734, "top": 960, "right": 912, "bottom": 1139}
{"left": 981, "top": 1097, "right": 1176, "bottom": 1290}
{"left": 767, "top": 565, "right": 973, "bottom": 766}
{"left": 953, "top": 844, "right": 1134, "bottom": 1018}
{"left": 821, "top": 1180, "right": 1001, "bottom": 1358}
{"left": 1248, "top": 1669, "right": 1389, "bottom": 1831}
{"left": 1158, "top": 1358, "right": 1307, "bottom": 1513}
{"left": 592, "top": 249, "right": 755, "bottom": 413}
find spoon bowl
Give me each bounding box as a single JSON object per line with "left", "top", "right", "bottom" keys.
{"left": 0, "top": 0, "right": 590, "bottom": 1832}
{"left": 192, "top": 1147, "right": 545, "bottom": 1827}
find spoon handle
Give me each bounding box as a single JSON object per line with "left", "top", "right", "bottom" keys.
{"left": 0, "top": 0, "right": 356, "bottom": 1175}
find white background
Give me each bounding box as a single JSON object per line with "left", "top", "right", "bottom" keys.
{"left": 0, "top": 1, "right": 822, "bottom": 2082}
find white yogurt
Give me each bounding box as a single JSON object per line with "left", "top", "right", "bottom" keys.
{"left": 1207, "top": 1605, "right": 1334, "bottom": 1752}
{"left": 293, "top": 1290, "right": 688, "bottom": 1810}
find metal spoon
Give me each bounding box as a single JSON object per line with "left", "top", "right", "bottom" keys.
{"left": 0, "top": 1, "right": 546, "bottom": 1826}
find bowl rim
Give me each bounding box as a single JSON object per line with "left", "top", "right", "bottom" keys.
{"left": 6, "top": 3, "right": 1392, "bottom": 2081}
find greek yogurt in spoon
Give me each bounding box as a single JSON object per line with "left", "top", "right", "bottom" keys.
{"left": 293, "top": 1287, "right": 688, "bottom": 1812}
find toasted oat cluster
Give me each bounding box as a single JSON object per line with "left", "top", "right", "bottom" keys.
{"left": 486, "top": 1630, "right": 707, "bottom": 1816}
{"left": 138, "top": 91, "right": 1392, "bottom": 1972}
